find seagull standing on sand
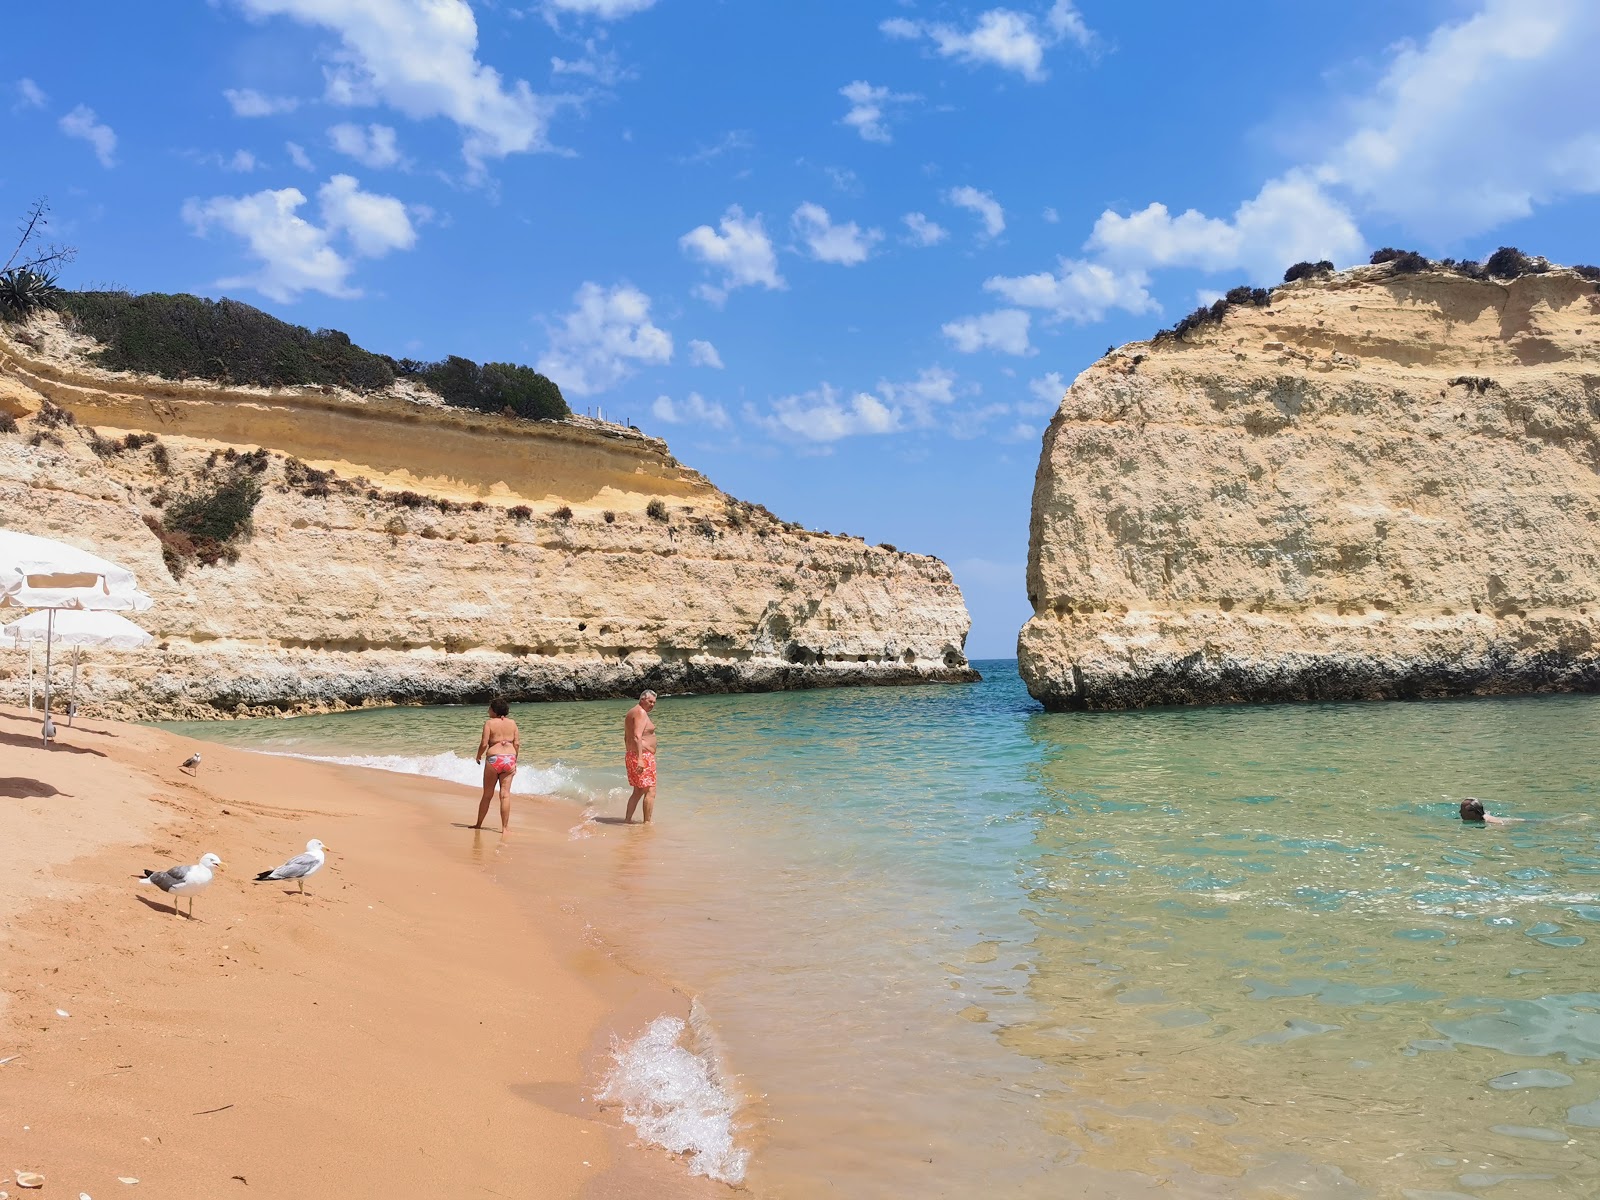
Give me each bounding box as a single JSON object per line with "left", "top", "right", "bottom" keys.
{"left": 41, "top": 714, "right": 56, "bottom": 745}
{"left": 141, "top": 852, "right": 223, "bottom": 918}
{"left": 180, "top": 751, "right": 201, "bottom": 774}
{"left": 255, "top": 839, "right": 329, "bottom": 895}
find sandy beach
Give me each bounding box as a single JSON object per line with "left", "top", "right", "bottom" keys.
{"left": 0, "top": 703, "right": 721, "bottom": 1199}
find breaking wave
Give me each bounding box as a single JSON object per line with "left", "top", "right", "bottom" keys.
{"left": 595, "top": 1004, "right": 748, "bottom": 1184}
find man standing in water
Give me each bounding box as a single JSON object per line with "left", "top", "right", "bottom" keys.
{"left": 624, "top": 689, "right": 658, "bottom": 824}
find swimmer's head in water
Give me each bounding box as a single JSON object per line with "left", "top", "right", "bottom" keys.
{"left": 489, "top": 696, "right": 510, "bottom": 717}
{"left": 1460, "top": 798, "right": 1486, "bottom": 822}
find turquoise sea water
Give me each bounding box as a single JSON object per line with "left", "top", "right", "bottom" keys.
{"left": 164, "top": 663, "right": 1600, "bottom": 1198}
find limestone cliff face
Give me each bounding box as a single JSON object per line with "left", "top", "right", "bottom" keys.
{"left": 1020, "top": 265, "right": 1600, "bottom": 710}
{"left": 0, "top": 318, "right": 974, "bottom": 719}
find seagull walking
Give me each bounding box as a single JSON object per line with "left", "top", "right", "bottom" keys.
{"left": 41, "top": 714, "right": 56, "bottom": 746}
{"left": 255, "top": 839, "right": 329, "bottom": 896}
{"left": 179, "top": 751, "right": 202, "bottom": 774}
{"left": 141, "top": 852, "right": 222, "bottom": 918}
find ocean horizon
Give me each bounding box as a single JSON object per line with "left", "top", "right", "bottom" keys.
{"left": 164, "top": 661, "right": 1600, "bottom": 1197}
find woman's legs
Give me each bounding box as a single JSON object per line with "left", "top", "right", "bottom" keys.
{"left": 473, "top": 761, "right": 497, "bottom": 829}
{"left": 497, "top": 768, "right": 514, "bottom": 834}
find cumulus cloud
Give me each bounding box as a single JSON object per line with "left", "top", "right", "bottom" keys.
{"left": 14, "top": 78, "right": 47, "bottom": 111}
{"left": 882, "top": 1, "right": 1093, "bottom": 82}
{"left": 839, "top": 80, "right": 918, "bottom": 144}
{"left": 1087, "top": 171, "right": 1364, "bottom": 282}
{"left": 679, "top": 205, "right": 784, "bottom": 303}
{"left": 946, "top": 185, "right": 1004, "bottom": 239}
{"left": 903, "top": 212, "right": 948, "bottom": 246}
{"left": 59, "top": 105, "right": 117, "bottom": 168}
{"left": 543, "top": 0, "right": 656, "bottom": 17}
{"left": 225, "top": 149, "right": 259, "bottom": 172}
{"left": 318, "top": 173, "right": 417, "bottom": 256}
{"left": 688, "top": 339, "right": 724, "bottom": 369}
{"left": 752, "top": 367, "right": 959, "bottom": 444}
{"left": 1315, "top": 0, "right": 1600, "bottom": 238}
{"left": 942, "top": 309, "right": 1033, "bottom": 356}
{"left": 234, "top": 0, "right": 555, "bottom": 174}
{"left": 537, "top": 282, "right": 673, "bottom": 396}
{"left": 286, "top": 140, "right": 315, "bottom": 170}
{"left": 328, "top": 121, "right": 403, "bottom": 168}
{"left": 792, "top": 202, "right": 881, "bottom": 266}
{"left": 983, "top": 258, "right": 1157, "bottom": 323}
{"left": 182, "top": 175, "right": 417, "bottom": 301}
{"left": 1024, "top": 371, "right": 1065, "bottom": 414}
{"left": 652, "top": 392, "right": 729, "bottom": 430}
{"left": 224, "top": 87, "right": 300, "bottom": 117}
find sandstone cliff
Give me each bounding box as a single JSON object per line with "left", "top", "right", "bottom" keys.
{"left": 0, "top": 316, "right": 974, "bottom": 719}
{"left": 1020, "top": 263, "right": 1600, "bottom": 709}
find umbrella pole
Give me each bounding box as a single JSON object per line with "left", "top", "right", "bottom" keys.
{"left": 27, "top": 643, "right": 34, "bottom": 711}
{"left": 43, "top": 609, "right": 53, "bottom": 720}
{"left": 69, "top": 645, "right": 79, "bottom": 726}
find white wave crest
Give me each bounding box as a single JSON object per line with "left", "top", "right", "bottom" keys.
{"left": 270, "top": 749, "right": 584, "bottom": 798}
{"left": 595, "top": 1007, "right": 748, "bottom": 1183}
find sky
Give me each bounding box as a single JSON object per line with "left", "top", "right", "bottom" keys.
{"left": 5, "top": 1, "right": 1600, "bottom": 657}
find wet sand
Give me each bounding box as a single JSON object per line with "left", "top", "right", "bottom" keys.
{"left": 0, "top": 704, "right": 719, "bottom": 1199}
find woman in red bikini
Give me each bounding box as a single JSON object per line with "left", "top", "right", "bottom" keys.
{"left": 472, "top": 696, "right": 520, "bottom": 835}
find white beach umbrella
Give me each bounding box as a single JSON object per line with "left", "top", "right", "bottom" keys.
{"left": 2, "top": 609, "right": 154, "bottom": 726}
{"left": 0, "top": 529, "right": 154, "bottom": 742}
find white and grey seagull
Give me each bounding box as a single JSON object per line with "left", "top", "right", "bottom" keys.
{"left": 179, "top": 751, "right": 201, "bottom": 774}
{"left": 255, "top": 839, "right": 329, "bottom": 895}
{"left": 141, "top": 852, "right": 223, "bottom": 918}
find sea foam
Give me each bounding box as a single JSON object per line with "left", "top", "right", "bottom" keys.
{"left": 270, "top": 749, "right": 584, "bottom": 798}
{"left": 595, "top": 1005, "right": 748, "bottom": 1183}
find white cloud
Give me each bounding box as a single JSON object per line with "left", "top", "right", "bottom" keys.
{"left": 946, "top": 185, "right": 1005, "bottom": 239}
{"left": 1315, "top": 0, "right": 1600, "bottom": 238}
{"left": 286, "top": 140, "right": 315, "bottom": 170}
{"left": 235, "top": 0, "right": 554, "bottom": 174}
{"left": 328, "top": 121, "right": 403, "bottom": 168}
{"left": 653, "top": 392, "right": 729, "bottom": 430}
{"left": 679, "top": 205, "right": 784, "bottom": 303}
{"left": 1087, "top": 171, "right": 1364, "bottom": 282}
{"left": 318, "top": 173, "right": 417, "bottom": 256}
{"left": 14, "top": 78, "right": 47, "bottom": 111}
{"left": 881, "top": 2, "right": 1093, "bottom": 82}
{"left": 984, "top": 258, "right": 1158, "bottom": 323}
{"left": 544, "top": 0, "right": 656, "bottom": 17}
{"left": 59, "top": 105, "right": 117, "bottom": 168}
{"left": 1024, "top": 371, "right": 1065, "bottom": 414}
{"left": 792, "top": 202, "right": 881, "bottom": 266}
{"left": 182, "top": 175, "right": 417, "bottom": 301}
{"left": 903, "top": 212, "right": 948, "bottom": 246}
{"left": 942, "top": 309, "right": 1034, "bottom": 356}
{"left": 688, "top": 339, "right": 724, "bottom": 369}
{"left": 226, "top": 149, "right": 259, "bottom": 172}
{"left": 223, "top": 87, "right": 300, "bottom": 117}
{"left": 839, "top": 80, "right": 918, "bottom": 144}
{"left": 757, "top": 384, "right": 902, "bottom": 443}
{"left": 550, "top": 41, "right": 631, "bottom": 86}
{"left": 537, "top": 282, "right": 673, "bottom": 396}
{"left": 752, "top": 367, "right": 960, "bottom": 444}
{"left": 1042, "top": 206, "right": 1059, "bottom": 223}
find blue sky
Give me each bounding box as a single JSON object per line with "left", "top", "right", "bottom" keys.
{"left": 6, "top": 0, "right": 1600, "bottom": 656}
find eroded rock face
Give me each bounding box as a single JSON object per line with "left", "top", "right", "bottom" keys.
{"left": 1020, "top": 265, "right": 1600, "bottom": 710}
{"left": 0, "top": 323, "right": 974, "bottom": 719}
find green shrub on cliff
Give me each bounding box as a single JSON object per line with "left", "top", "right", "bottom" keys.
{"left": 55, "top": 290, "right": 570, "bottom": 421}
{"left": 1282, "top": 260, "right": 1334, "bottom": 283}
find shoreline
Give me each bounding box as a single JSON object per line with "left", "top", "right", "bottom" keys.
{"left": 0, "top": 703, "right": 728, "bottom": 1198}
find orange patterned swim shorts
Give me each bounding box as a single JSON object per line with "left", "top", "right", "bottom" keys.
{"left": 626, "top": 750, "right": 657, "bottom": 788}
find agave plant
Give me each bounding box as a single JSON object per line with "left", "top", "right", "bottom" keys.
{"left": 0, "top": 267, "right": 61, "bottom": 321}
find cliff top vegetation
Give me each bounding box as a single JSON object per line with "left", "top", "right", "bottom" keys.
{"left": 1141, "top": 248, "right": 1600, "bottom": 349}
{"left": 11, "top": 284, "right": 570, "bottom": 422}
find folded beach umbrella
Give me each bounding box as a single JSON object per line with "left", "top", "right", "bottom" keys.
{"left": 0, "top": 529, "right": 154, "bottom": 741}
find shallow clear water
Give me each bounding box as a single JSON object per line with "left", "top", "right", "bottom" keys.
{"left": 164, "top": 664, "right": 1600, "bottom": 1198}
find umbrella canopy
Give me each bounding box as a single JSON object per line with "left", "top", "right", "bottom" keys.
{"left": 0, "top": 529, "right": 153, "bottom": 611}
{"left": 2, "top": 608, "right": 154, "bottom": 650}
